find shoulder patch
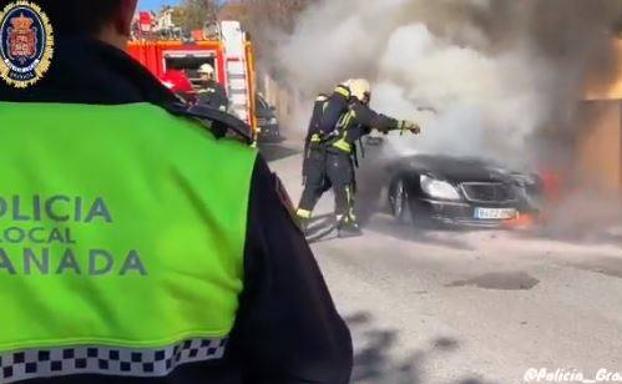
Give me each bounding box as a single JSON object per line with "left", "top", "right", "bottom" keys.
{"left": 334, "top": 85, "right": 351, "bottom": 98}
{"left": 0, "top": 1, "right": 54, "bottom": 88}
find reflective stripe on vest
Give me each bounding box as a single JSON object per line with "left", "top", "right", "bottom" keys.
{"left": 0, "top": 336, "right": 227, "bottom": 382}
{"left": 331, "top": 109, "right": 356, "bottom": 153}
{"left": 331, "top": 138, "right": 352, "bottom": 153}
{"left": 0, "top": 102, "right": 256, "bottom": 356}
{"left": 334, "top": 85, "right": 351, "bottom": 98}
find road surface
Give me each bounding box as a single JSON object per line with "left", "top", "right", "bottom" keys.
{"left": 263, "top": 143, "right": 622, "bottom": 384}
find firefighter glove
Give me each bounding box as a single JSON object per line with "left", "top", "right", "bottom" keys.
{"left": 399, "top": 120, "right": 421, "bottom": 135}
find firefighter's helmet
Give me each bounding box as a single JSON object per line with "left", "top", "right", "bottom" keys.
{"left": 198, "top": 64, "right": 215, "bottom": 76}
{"left": 348, "top": 78, "right": 371, "bottom": 103}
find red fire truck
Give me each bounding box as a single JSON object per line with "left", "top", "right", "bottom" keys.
{"left": 128, "top": 20, "right": 258, "bottom": 138}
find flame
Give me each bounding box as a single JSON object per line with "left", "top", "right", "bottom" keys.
{"left": 503, "top": 213, "right": 538, "bottom": 230}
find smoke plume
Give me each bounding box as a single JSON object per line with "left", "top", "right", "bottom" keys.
{"left": 274, "top": 0, "right": 622, "bottom": 169}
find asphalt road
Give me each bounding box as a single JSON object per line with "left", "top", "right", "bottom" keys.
{"left": 264, "top": 144, "right": 622, "bottom": 384}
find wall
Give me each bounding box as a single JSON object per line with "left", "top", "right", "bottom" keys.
{"left": 260, "top": 73, "right": 305, "bottom": 139}
{"left": 578, "top": 38, "right": 622, "bottom": 191}
{"left": 576, "top": 102, "right": 622, "bottom": 191}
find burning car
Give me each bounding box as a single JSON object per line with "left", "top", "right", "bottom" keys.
{"left": 357, "top": 139, "right": 543, "bottom": 228}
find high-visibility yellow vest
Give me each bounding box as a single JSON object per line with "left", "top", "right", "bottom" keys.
{"left": 0, "top": 102, "right": 256, "bottom": 379}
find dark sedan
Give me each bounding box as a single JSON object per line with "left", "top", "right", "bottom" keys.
{"left": 357, "top": 144, "right": 542, "bottom": 228}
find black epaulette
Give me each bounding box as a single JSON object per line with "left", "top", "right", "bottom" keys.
{"left": 165, "top": 102, "right": 254, "bottom": 145}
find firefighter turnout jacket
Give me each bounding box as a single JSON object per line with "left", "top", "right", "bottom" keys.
{"left": 329, "top": 99, "right": 401, "bottom": 154}
{"left": 316, "top": 83, "right": 351, "bottom": 139}
{"left": 197, "top": 79, "right": 229, "bottom": 112}
{"left": 305, "top": 93, "right": 330, "bottom": 146}
{"left": 0, "top": 37, "right": 352, "bottom": 384}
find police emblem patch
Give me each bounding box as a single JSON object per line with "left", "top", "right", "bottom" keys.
{"left": 0, "top": 1, "right": 54, "bottom": 88}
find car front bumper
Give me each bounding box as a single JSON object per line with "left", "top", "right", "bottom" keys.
{"left": 418, "top": 198, "right": 524, "bottom": 228}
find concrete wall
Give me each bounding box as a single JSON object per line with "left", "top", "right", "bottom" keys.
{"left": 585, "top": 39, "right": 622, "bottom": 100}
{"left": 578, "top": 38, "right": 622, "bottom": 192}
{"left": 260, "top": 74, "right": 306, "bottom": 139}
{"left": 576, "top": 101, "right": 622, "bottom": 191}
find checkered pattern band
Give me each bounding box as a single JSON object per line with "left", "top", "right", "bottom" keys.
{"left": 0, "top": 337, "right": 227, "bottom": 383}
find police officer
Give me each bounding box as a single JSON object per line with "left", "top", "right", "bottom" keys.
{"left": 0, "top": 1, "right": 352, "bottom": 383}
{"left": 297, "top": 79, "right": 420, "bottom": 237}
{"left": 197, "top": 63, "right": 229, "bottom": 112}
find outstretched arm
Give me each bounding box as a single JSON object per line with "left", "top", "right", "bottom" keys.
{"left": 350, "top": 101, "right": 420, "bottom": 134}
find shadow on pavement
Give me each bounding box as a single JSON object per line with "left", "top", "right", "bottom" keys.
{"left": 361, "top": 216, "right": 476, "bottom": 252}
{"left": 346, "top": 312, "right": 422, "bottom": 384}
{"left": 345, "top": 312, "right": 495, "bottom": 384}
{"left": 305, "top": 214, "right": 338, "bottom": 243}
{"left": 352, "top": 191, "right": 478, "bottom": 251}
{"left": 258, "top": 143, "right": 301, "bottom": 162}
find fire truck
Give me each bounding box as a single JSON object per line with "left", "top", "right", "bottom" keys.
{"left": 128, "top": 19, "right": 258, "bottom": 138}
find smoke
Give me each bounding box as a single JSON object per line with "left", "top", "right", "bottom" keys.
{"left": 274, "top": 0, "right": 622, "bottom": 168}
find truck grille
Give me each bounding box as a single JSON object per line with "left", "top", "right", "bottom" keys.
{"left": 461, "top": 182, "right": 516, "bottom": 203}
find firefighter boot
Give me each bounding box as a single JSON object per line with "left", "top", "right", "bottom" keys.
{"left": 296, "top": 209, "right": 313, "bottom": 235}
{"left": 337, "top": 216, "right": 363, "bottom": 238}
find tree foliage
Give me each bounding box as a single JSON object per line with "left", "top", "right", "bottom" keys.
{"left": 177, "top": 0, "right": 220, "bottom": 31}
{"left": 218, "top": 0, "right": 316, "bottom": 66}
{"left": 241, "top": 0, "right": 315, "bottom": 34}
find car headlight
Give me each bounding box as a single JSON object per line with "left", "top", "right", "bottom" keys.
{"left": 420, "top": 175, "right": 461, "bottom": 200}
{"left": 268, "top": 117, "right": 278, "bottom": 125}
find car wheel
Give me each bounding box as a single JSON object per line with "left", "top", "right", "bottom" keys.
{"left": 390, "top": 178, "right": 410, "bottom": 223}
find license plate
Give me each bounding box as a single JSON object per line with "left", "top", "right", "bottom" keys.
{"left": 474, "top": 208, "right": 517, "bottom": 220}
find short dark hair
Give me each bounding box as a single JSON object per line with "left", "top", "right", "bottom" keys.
{"left": 36, "top": 0, "right": 123, "bottom": 36}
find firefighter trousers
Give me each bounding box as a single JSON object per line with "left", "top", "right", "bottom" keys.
{"left": 297, "top": 147, "right": 356, "bottom": 223}
{"left": 297, "top": 146, "right": 331, "bottom": 218}
{"left": 326, "top": 150, "right": 356, "bottom": 223}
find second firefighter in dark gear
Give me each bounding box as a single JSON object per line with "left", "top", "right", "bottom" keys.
{"left": 298, "top": 93, "right": 331, "bottom": 231}
{"left": 197, "top": 63, "right": 229, "bottom": 111}
{"left": 297, "top": 79, "right": 420, "bottom": 238}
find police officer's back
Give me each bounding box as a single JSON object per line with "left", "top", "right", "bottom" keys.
{"left": 0, "top": 1, "right": 352, "bottom": 383}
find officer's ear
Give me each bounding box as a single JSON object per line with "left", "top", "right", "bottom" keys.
{"left": 100, "top": 0, "right": 138, "bottom": 49}
{"left": 116, "top": 0, "right": 139, "bottom": 38}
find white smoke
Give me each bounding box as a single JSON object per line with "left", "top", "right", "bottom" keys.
{"left": 372, "top": 23, "right": 552, "bottom": 165}
{"left": 274, "top": 0, "right": 621, "bottom": 169}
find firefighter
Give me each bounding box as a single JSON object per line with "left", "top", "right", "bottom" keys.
{"left": 297, "top": 79, "right": 420, "bottom": 237}
{"left": 297, "top": 93, "right": 330, "bottom": 229}
{"left": 0, "top": 1, "right": 352, "bottom": 383}
{"left": 296, "top": 80, "right": 356, "bottom": 230}
{"left": 197, "top": 63, "right": 229, "bottom": 112}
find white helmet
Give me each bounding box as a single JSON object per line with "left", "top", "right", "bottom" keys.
{"left": 348, "top": 78, "right": 371, "bottom": 103}
{"left": 198, "top": 63, "right": 215, "bottom": 75}
{"left": 340, "top": 79, "right": 355, "bottom": 88}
